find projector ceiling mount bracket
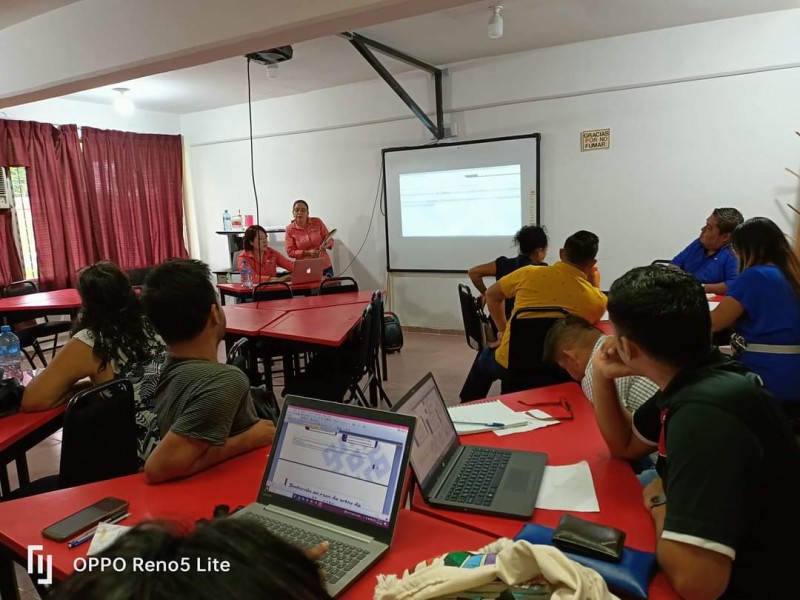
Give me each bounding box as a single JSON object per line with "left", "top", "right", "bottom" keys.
{"left": 340, "top": 32, "right": 444, "bottom": 140}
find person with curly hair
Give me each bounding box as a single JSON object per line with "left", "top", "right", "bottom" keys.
{"left": 22, "top": 261, "right": 167, "bottom": 464}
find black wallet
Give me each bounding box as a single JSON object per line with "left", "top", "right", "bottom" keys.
{"left": 552, "top": 515, "right": 626, "bottom": 563}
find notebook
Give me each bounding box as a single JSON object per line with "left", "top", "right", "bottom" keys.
{"left": 447, "top": 400, "right": 528, "bottom": 435}
{"left": 232, "top": 395, "right": 415, "bottom": 597}
{"left": 392, "top": 373, "right": 547, "bottom": 519}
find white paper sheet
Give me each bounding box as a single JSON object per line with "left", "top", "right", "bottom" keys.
{"left": 448, "top": 400, "right": 528, "bottom": 435}
{"left": 535, "top": 460, "right": 599, "bottom": 512}
{"left": 87, "top": 522, "right": 132, "bottom": 556}
{"left": 708, "top": 301, "right": 719, "bottom": 311}
{"left": 493, "top": 410, "right": 559, "bottom": 437}
{"left": 599, "top": 310, "right": 609, "bottom": 321}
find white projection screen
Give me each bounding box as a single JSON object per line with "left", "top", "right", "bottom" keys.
{"left": 383, "top": 134, "right": 540, "bottom": 272}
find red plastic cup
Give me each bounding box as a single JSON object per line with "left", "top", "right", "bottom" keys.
{"left": 244, "top": 215, "right": 254, "bottom": 228}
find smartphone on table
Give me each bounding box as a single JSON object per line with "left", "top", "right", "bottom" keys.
{"left": 42, "top": 497, "right": 129, "bottom": 542}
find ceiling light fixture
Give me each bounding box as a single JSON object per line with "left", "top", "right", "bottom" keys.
{"left": 488, "top": 5, "right": 504, "bottom": 39}
{"left": 112, "top": 87, "right": 135, "bottom": 115}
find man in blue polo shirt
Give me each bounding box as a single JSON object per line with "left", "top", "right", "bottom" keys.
{"left": 671, "top": 207, "right": 742, "bottom": 294}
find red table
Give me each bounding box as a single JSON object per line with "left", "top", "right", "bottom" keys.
{"left": 409, "top": 383, "right": 678, "bottom": 599}
{"left": 216, "top": 281, "right": 319, "bottom": 305}
{"left": 240, "top": 290, "right": 377, "bottom": 312}
{"left": 222, "top": 305, "right": 286, "bottom": 336}
{"left": 0, "top": 406, "right": 66, "bottom": 497}
{"left": 259, "top": 303, "right": 366, "bottom": 347}
{"left": 0, "top": 449, "right": 494, "bottom": 600}
{"left": 0, "top": 289, "right": 80, "bottom": 319}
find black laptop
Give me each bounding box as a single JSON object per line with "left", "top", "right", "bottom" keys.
{"left": 233, "top": 395, "right": 415, "bottom": 597}
{"left": 392, "top": 373, "right": 546, "bottom": 519}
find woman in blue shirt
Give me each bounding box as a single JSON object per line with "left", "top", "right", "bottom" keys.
{"left": 711, "top": 217, "right": 800, "bottom": 415}
{"left": 467, "top": 225, "right": 549, "bottom": 318}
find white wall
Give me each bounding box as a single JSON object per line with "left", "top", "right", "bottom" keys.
{"left": 2, "top": 98, "right": 181, "bottom": 134}
{"left": 182, "top": 9, "right": 800, "bottom": 329}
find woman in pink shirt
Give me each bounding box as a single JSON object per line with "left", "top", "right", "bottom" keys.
{"left": 237, "top": 225, "right": 293, "bottom": 283}
{"left": 285, "top": 199, "right": 335, "bottom": 277}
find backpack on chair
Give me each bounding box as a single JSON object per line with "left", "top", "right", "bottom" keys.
{"left": 383, "top": 312, "right": 403, "bottom": 353}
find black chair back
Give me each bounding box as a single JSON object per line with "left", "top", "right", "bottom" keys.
{"left": 59, "top": 379, "right": 139, "bottom": 488}
{"left": 651, "top": 260, "right": 673, "bottom": 267}
{"left": 253, "top": 281, "right": 293, "bottom": 303}
{"left": 126, "top": 266, "right": 155, "bottom": 287}
{"left": 504, "top": 306, "right": 572, "bottom": 394}
{"left": 458, "top": 284, "right": 487, "bottom": 351}
{"left": 319, "top": 277, "right": 359, "bottom": 295}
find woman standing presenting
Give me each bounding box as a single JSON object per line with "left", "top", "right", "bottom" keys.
{"left": 285, "top": 199, "right": 335, "bottom": 277}
{"left": 238, "top": 225, "right": 293, "bottom": 283}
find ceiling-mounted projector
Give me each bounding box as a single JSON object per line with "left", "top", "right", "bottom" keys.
{"left": 245, "top": 46, "right": 293, "bottom": 65}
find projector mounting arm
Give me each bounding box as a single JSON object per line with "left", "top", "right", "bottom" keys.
{"left": 340, "top": 32, "right": 444, "bottom": 140}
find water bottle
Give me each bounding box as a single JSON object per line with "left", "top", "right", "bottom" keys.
{"left": 222, "top": 209, "right": 232, "bottom": 231}
{"left": 0, "top": 325, "right": 23, "bottom": 381}
{"left": 240, "top": 259, "right": 254, "bottom": 288}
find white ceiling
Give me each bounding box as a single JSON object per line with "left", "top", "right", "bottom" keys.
{"left": 51, "top": 0, "right": 800, "bottom": 114}
{"left": 0, "top": 0, "right": 80, "bottom": 30}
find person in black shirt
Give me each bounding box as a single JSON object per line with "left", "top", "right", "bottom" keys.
{"left": 468, "top": 225, "right": 548, "bottom": 318}
{"left": 591, "top": 265, "right": 800, "bottom": 600}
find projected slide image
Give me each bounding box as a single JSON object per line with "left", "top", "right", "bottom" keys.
{"left": 399, "top": 165, "right": 522, "bottom": 237}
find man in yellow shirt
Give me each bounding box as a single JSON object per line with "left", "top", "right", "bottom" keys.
{"left": 459, "top": 230, "right": 607, "bottom": 401}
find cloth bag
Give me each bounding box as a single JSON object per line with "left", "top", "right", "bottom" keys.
{"left": 373, "top": 538, "right": 618, "bottom": 600}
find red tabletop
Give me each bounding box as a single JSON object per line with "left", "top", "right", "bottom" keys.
{"left": 0, "top": 449, "right": 269, "bottom": 580}
{"left": 222, "top": 305, "right": 287, "bottom": 336}
{"left": 341, "top": 510, "right": 495, "bottom": 600}
{"left": 259, "top": 303, "right": 366, "bottom": 346}
{"left": 242, "top": 291, "right": 377, "bottom": 311}
{"left": 409, "top": 383, "right": 678, "bottom": 599}
{"left": 0, "top": 289, "right": 81, "bottom": 313}
{"left": 0, "top": 406, "right": 66, "bottom": 453}
{"left": 217, "top": 281, "right": 319, "bottom": 297}
{"left": 0, "top": 448, "right": 494, "bottom": 600}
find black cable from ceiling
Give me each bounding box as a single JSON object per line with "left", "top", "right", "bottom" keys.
{"left": 246, "top": 58, "right": 260, "bottom": 225}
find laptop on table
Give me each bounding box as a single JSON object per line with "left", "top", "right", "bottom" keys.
{"left": 233, "top": 395, "right": 415, "bottom": 597}
{"left": 392, "top": 373, "right": 547, "bottom": 519}
{"left": 292, "top": 258, "right": 325, "bottom": 285}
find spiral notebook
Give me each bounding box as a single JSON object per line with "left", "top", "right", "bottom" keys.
{"left": 447, "top": 400, "right": 528, "bottom": 435}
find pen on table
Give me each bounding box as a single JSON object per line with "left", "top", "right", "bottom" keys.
{"left": 67, "top": 512, "right": 131, "bottom": 549}
{"left": 451, "top": 421, "right": 507, "bottom": 427}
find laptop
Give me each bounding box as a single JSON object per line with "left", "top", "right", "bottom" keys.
{"left": 233, "top": 395, "right": 415, "bottom": 597}
{"left": 292, "top": 258, "right": 325, "bottom": 284}
{"left": 392, "top": 373, "right": 547, "bottom": 519}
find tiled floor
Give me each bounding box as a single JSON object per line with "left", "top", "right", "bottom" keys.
{"left": 6, "top": 331, "right": 490, "bottom": 598}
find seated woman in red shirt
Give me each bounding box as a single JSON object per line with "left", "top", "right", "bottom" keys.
{"left": 237, "top": 225, "right": 293, "bottom": 283}
{"left": 285, "top": 199, "right": 335, "bottom": 277}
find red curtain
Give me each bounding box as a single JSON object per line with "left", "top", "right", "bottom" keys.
{"left": 0, "top": 122, "right": 24, "bottom": 286}
{"left": 81, "top": 128, "right": 187, "bottom": 270}
{"left": 0, "top": 120, "right": 76, "bottom": 290}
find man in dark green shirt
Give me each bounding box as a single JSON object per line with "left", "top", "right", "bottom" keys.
{"left": 590, "top": 265, "right": 800, "bottom": 599}
{"left": 141, "top": 259, "right": 274, "bottom": 483}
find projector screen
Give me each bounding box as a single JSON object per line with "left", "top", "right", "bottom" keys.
{"left": 383, "top": 134, "right": 540, "bottom": 272}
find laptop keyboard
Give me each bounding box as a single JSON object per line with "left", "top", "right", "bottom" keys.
{"left": 239, "top": 513, "right": 369, "bottom": 584}
{"left": 445, "top": 447, "right": 512, "bottom": 506}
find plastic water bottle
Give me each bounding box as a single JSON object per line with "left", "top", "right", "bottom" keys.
{"left": 222, "top": 209, "right": 232, "bottom": 231}
{"left": 0, "top": 325, "right": 23, "bottom": 381}
{"left": 240, "top": 259, "right": 254, "bottom": 288}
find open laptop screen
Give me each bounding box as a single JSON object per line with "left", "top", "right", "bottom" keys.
{"left": 395, "top": 375, "right": 458, "bottom": 487}
{"left": 264, "top": 404, "right": 410, "bottom": 529}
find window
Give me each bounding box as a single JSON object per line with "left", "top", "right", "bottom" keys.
{"left": 8, "top": 167, "right": 38, "bottom": 280}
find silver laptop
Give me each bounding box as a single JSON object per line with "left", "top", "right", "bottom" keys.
{"left": 292, "top": 258, "right": 325, "bottom": 284}
{"left": 233, "top": 395, "right": 415, "bottom": 597}
{"left": 392, "top": 373, "right": 547, "bottom": 519}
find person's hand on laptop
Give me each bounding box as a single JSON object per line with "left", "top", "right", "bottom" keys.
{"left": 306, "top": 540, "right": 329, "bottom": 561}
